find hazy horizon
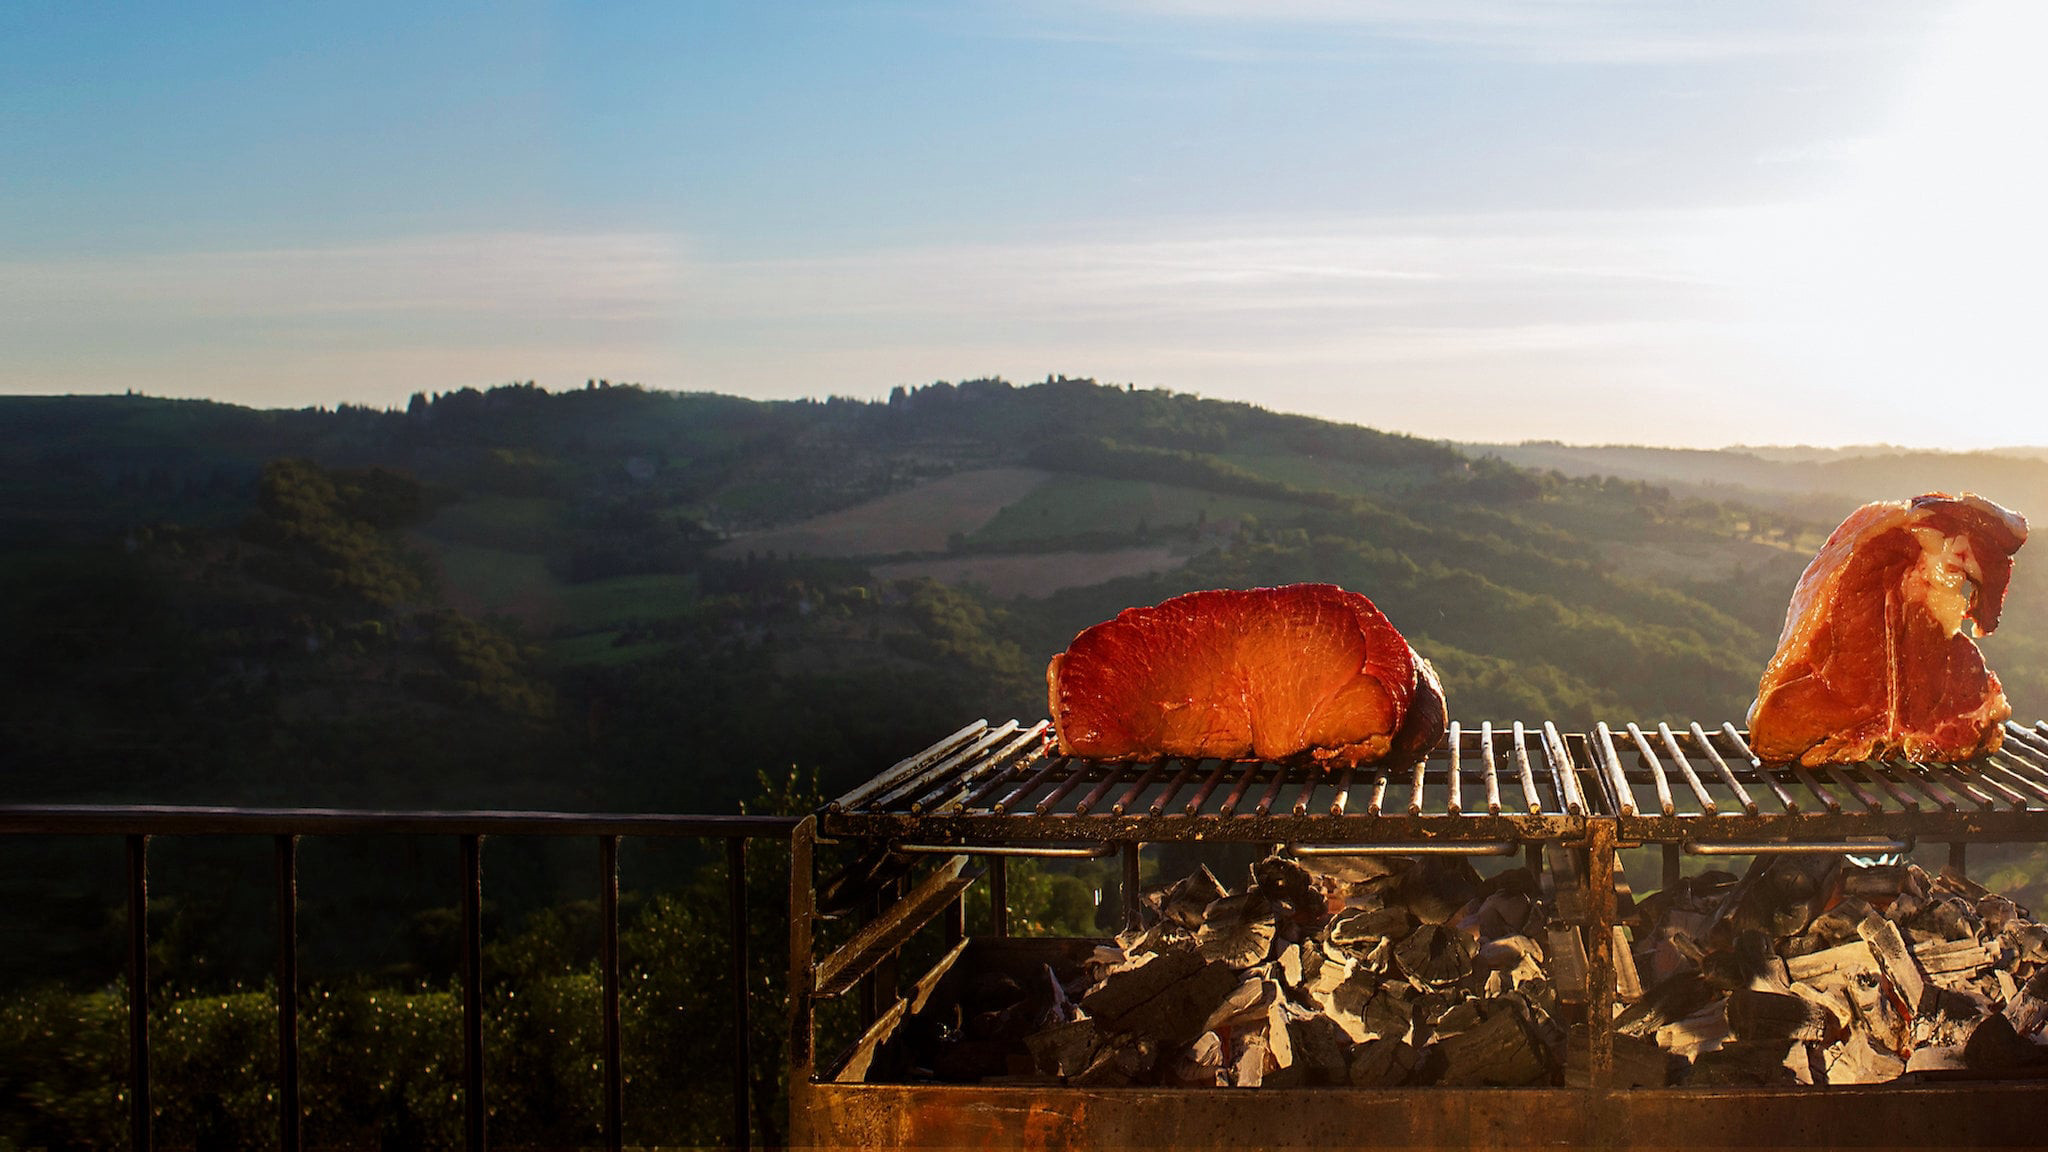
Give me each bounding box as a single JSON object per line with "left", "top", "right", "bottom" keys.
{"left": 7, "top": 1, "right": 2047, "bottom": 450}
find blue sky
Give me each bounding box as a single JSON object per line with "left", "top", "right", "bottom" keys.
{"left": 4, "top": 1, "right": 2043, "bottom": 447}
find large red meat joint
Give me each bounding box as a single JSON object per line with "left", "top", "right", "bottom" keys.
{"left": 1046, "top": 583, "right": 1445, "bottom": 767}
{"left": 1748, "top": 492, "right": 2028, "bottom": 766}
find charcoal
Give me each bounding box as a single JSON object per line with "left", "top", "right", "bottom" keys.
{"left": 1435, "top": 1001, "right": 1550, "bottom": 1086}
{"left": 1398, "top": 857, "right": 1483, "bottom": 924}
{"left": 1977, "top": 894, "right": 2019, "bottom": 934}
{"left": 1617, "top": 971, "right": 1718, "bottom": 1039}
{"left": 1963, "top": 1012, "right": 2048, "bottom": 1072}
{"left": 1807, "top": 897, "right": 1876, "bottom": 948}
{"left": 1285, "top": 1014, "right": 1356, "bottom": 1085}
{"left": 1158, "top": 865, "right": 1229, "bottom": 929}
{"left": 1857, "top": 913, "right": 1932, "bottom": 1016}
{"left": 1203, "top": 975, "right": 1278, "bottom": 1033}
{"left": 1359, "top": 985, "right": 1415, "bottom": 1044}
{"left": 1107, "top": 959, "right": 1239, "bottom": 1052}
{"left": 1547, "top": 925, "right": 1590, "bottom": 1003}
{"left": 1196, "top": 892, "right": 1278, "bottom": 969}
{"left": 1025, "top": 1018, "right": 1102, "bottom": 1078}
{"left": 1080, "top": 950, "right": 1203, "bottom": 1022}
{"left": 2005, "top": 922, "right": 2048, "bottom": 964}
{"left": 1348, "top": 1036, "right": 1424, "bottom": 1087}
{"left": 1276, "top": 942, "right": 1303, "bottom": 988}
{"left": 1328, "top": 904, "right": 1415, "bottom": 951}
{"left": 1167, "top": 1030, "right": 1226, "bottom": 1086}
{"left": 1254, "top": 854, "right": 1324, "bottom": 922}
{"left": 1074, "top": 1034, "right": 1158, "bottom": 1087}
{"left": 1842, "top": 865, "right": 1908, "bottom": 902}
{"left": 1394, "top": 922, "right": 1473, "bottom": 986}
{"left": 1726, "top": 989, "right": 1837, "bottom": 1043}
{"left": 1732, "top": 929, "right": 1791, "bottom": 992}
{"left": 1688, "top": 1039, "right": 1798, "bottom": 1086}
{"left": 1910, "top": 896, "right": 1977, "bottom": 943}
{"left": 1655, "top": 1000, "right": 1731, "bottom": 1062}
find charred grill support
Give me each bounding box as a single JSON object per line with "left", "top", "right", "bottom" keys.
{"left": 792, "top": 718, "right": 2048, "bottom": 1150}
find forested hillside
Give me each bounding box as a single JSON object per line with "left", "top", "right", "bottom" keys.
{"left": 8, "top": 379, "right": 2048, "bottom": 1146}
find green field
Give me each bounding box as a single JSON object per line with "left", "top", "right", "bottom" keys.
{"left": 556, "top": 573, "right": 700, "bottom": 628}
{"left": 968, "top": 475, "right": 1297, "bottom": 546}
{"left": 419, "top": 495, "right": 566, "bottom": 551}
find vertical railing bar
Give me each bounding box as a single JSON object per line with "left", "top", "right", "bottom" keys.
{"left": 275, "top": 833, "right": 301, "bottom": 1152}
{"left": 1690, "top": 723, "right": 1757, "bottom": 814}
{"left": 460, "top": 833, "right": 486, "bottom": 1152}
{"left": 599, "top": 835, "right": 623, "bottom": 1152}
{"left": 127, "top": 833, "right": 151, "bottom": 1152}
{"left": 990, "top": 856, "right": 1009, "bottom": 938}
{"left": 1121, "top": 843, "right": 1142, "bottom": 932}
{"left": 727, "top": 837, "right": 752, "bottom": 1152}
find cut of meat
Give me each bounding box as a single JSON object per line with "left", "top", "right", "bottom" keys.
{"left": 1747, "top": 493, "right": 2027, "bottom": 766}
{"left": 1046, "top": 584, "right": 1443, "bottom": 766}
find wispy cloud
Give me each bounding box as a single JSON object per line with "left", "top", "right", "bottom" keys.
{"left": 999, "top": 0, "right": 1944, "bottom": 64}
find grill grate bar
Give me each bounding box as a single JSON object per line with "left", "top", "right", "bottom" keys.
{"left": 1691, "top": 723, "right": 1757, "bottom": 814}
{"left": 922, "top": 723, "right": 1048, "bottom": 813}
{"left": 1824, "top": 765, "right": 1885, "bottom": 813}
{"left": 960, "top": 745, "right": 1047, "bottom": 813}
{"left": 1545, "top": 722, "right": 1584, "bottom": 815}
{"left": 1790, "top": 765, "right": 1841, "bottom": 813}
{"left": 1481, "top": 722, "right": 1503, "bottom": 815}
{"left": 1867, "top": 760, "right": 1925, "bottom": 812}
{"left": 834, "top": 720, "right": 987, "bottom": 812}
{"left": 1446, "top": 722, "right": 1463, "bottom": 815}
{"left": 1929, "top": 763, "right": 2001, "bottom": 810}
{"left": 877, "top": 721, "right": 1020, "bottom": 812}
{"left": 1185, "top": 761, "right": 1231, "bottom": 815}
{"left": 1253, "top": 768, "right": 1289, "bottom": 817}
{"left": 1073, "top": 766, "right": 1123, "bottom": 816}
{"left": 1035, "top": 763, "right": 1093, "bottom": 815}
{"left": 1997, "top": 725, "right": 2048, "bottom": 782}
{"left": 1408, "top": 754, "right": 1428, "bottom": 816}
{"left": 1328, "top": 766, "right": 1355, "bottom": 816}
{"left": 1594, "top": 724, "right": 1635, "bottom": 816}
{"left": 1895, "top": 762, "right": 1964, "bottom": 812}
{"left": 1626, "top": 723, "right": 1677, "bottom": 817}
{"left": 1958, "top": 761, "right": 2031, "bottom": 809}
{"left": 1110, "top": 761, "right": 1165, "bottom": 816}
{"left": 1724, "top": 726, "right": 1801, "bottom": 814}
{"left": 1218, "top": 762, "right": 1262, "bottom": 817}
{"left": 1369, "top": 772, "right": 1390, "bottom": 817}
{"left": 1511, "top": 723, "right": 1540, "bottom": 815}
{"left": 1983, "top": 752, "right": 2048, "bottom": 804}
{"left": 1656, "top": 724, "right": 1718, "bottom": 815}
{"left": 1149, "top": 759, "right": 1199, "bottom": 817}
{"left": 994, "top": 755, "right": 1066, "bottom": 815}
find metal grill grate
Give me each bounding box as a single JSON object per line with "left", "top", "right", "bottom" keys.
{"left": 1598, "top": 719, "right": 2048, "bottom": 846}
{"left": 823, "top": 718, "right": 1603, "bottom": 845}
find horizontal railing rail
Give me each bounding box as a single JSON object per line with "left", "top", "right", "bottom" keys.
{"left": 0, "top": 804, "right": 801, "bottom": 1152}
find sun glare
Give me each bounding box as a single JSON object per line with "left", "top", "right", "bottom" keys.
{"left": 1719, "top": 0, "right": 2048, "bottom": 443}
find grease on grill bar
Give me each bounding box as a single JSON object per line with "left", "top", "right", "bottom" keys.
{"left": 824, "top": 719, "right": 1605, "bottom": 844}
{"left": 1592, "top": 720, "right": 2048, "bottom": 845}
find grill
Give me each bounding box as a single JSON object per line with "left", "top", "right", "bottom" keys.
{"left": 789, "top": 716, "right": 2048, "bottom": 1151}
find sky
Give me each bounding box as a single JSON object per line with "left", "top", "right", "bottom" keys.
{"left": 3, "top": 0, "right": 2045, "bottom": 448}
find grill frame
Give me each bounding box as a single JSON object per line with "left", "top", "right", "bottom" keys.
{"left": 792, "top": 716, "right": 2048, "bottom": 1150}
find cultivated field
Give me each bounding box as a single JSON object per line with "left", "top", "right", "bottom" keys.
{"left": 713, "top": 467, "right": 1051, "bottom": 558}
{"left": 873, "top": 545, "right": 1185, "bottom": 599}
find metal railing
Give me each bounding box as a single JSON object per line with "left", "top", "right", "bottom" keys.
{"left": 0, "top": 805, "right": 801, "bottom": 1152}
